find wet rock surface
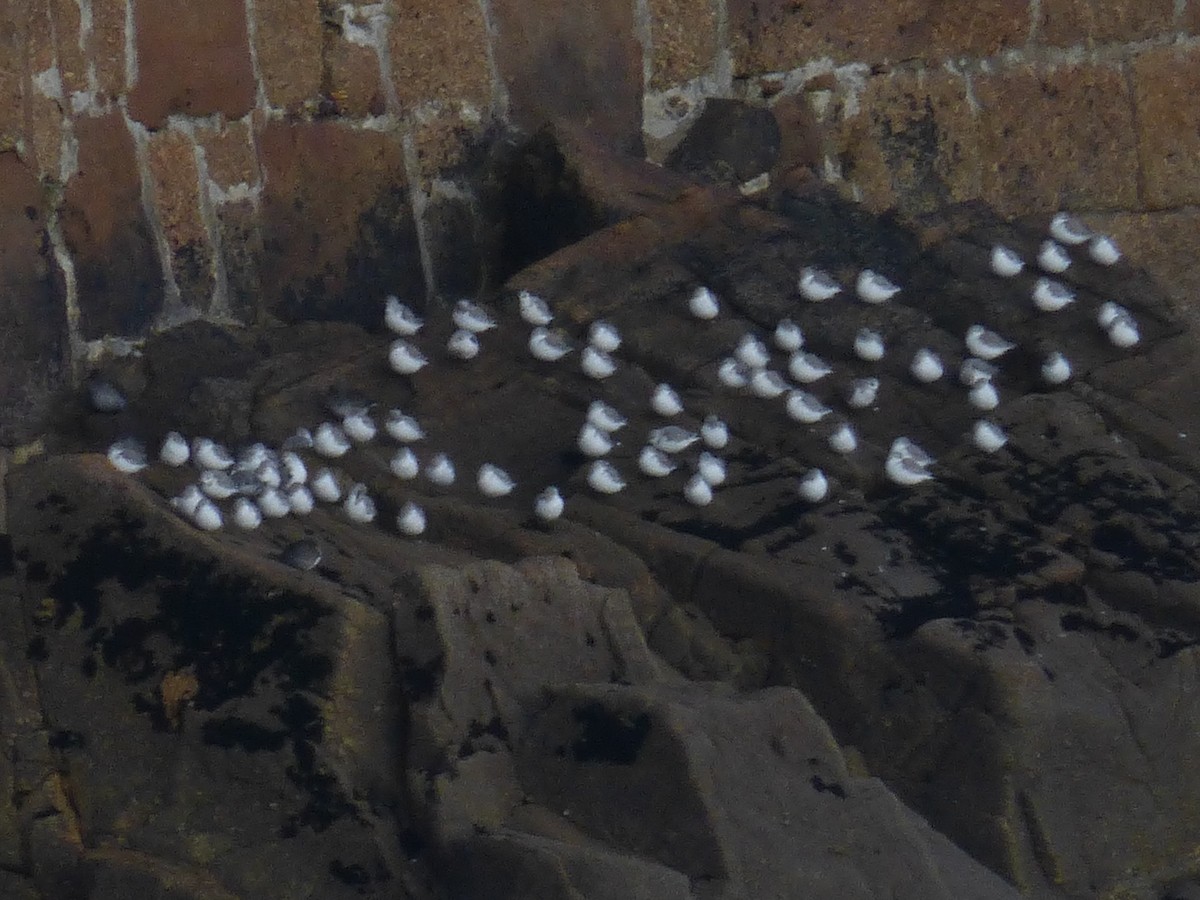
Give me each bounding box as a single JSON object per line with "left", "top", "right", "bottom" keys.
{"left": 4, "top": 139, "right": 1200, "bottom": 899}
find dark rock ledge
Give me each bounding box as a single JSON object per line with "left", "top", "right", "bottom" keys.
{"left": 3, "top": 127, "right": 1200, "bottom": 899}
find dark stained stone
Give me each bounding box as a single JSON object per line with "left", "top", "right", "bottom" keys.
{"left": 214, "top": 198, "right": 264, "bottom": 324}
{"left": 665, "top": 98, "right": 782, "bottom": 184}
{"left": 61, "top": 112, "right": 163, "bottom": 339}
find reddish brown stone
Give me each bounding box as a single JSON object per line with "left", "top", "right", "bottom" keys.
{"left": 1186, "top": 0, "right": 1200, "bottom": 34}
{"left": 196, "top": 119, "right": 258, "bottom": 190}
{"left": 387, "top": 2, "right": 492, "bottom": 112}
{"left": 1037, "top": 0, "right": 1174, "bottom": 46}
{"left": 26, "top": 96, "right": 64, "bottom": 181}
{"left": 252, "top": 0, "right": 321, "bottom": 112}
{"left": 48, "top": 0, "right": 88, "bottom": 96}
{"left": 126, "top": 0, "right": 255, "bottom": 128}
{"left": 974, "top": 63, "right": 1138, "bottom": 216}
{"left": 0, "top": 152, "right": 69, "bottom": 444}
{"left": 326, "top": 32, "right": 385, "bottom": 119}
{"left": 728, "top": 0, "right": 1025, "bottom": 74}
{"left": 648, "top": 0, "right": 718, "bottom": 90}
{"left": 490, "top": 0, "right": 644, "bottom": 154}
{"left": 1132, "top": 45, "right": 1200, "bottom": 209}
{"left": 147, "top": 129, "right": 213, "bottom": 313}
{"left": 89, "top": 0, "right": 127, "bottom": 100}
{"left": 61, "top": 112, "right": 162, "bottom": 337}
{"left": 257, "top": 121, "right": 423, "bottom": 327}
{"left": 213, "top": 199, "right": 263, "bottom": 324}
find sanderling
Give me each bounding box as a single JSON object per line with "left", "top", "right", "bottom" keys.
{"left": 890, "top": 436, "right": 934, "bottom": 468}
{"left": 683, "top": 472, "right": 713, "bottom": 506}
{"left": 255, "top": 459, "right": 282, "bottom": 489}
{"left": 396, "top": 501, "right": 427, "bottom": 536}
{"left": 701, "top": 415, "right": 729, "bottom": 449}
{"left": 966, "top": 325, "right": 1016, "bottom": 360}
{"left": 856, "top": 269, "right": 901, "bottom": 304}
{"left": 453, "top": 299, "right": 497, "bottom": 333}
{"left": 529, "top": 326, "right": 572, "bottom": 362}
{"left": 649, "top": 424, "right": 699, "bottom": 454}
{"left": 1088, "top": 235, "right": 1121, "bottom": 266}
{"left": 797, "top": 468, "right": 828, "bottom": 502}
{"left": 344, "top": 483, "right": 377, "bottom": 523}
{"left": 638, "top": 445, "right": 677, "bottom": 477}
{"left": 385, "top": 410, "right": 425, "bottom": 443}
{"left": 534, "top": 486, "right": 564, "bottom": 521}
{"left": 425, "top": 453, "right": 456, "bottom": 486}
{"left": 389, "top": 339, "right": 428, "bottom": 375}
{"left": 171, "top": 484, "right": 205, "bottom": 518}
{"left": 325, "top": 389, "right": 370, "bottom": 420}
{"left": 447, "top": 329, "right": 481, "bottom": 360}
{"left": 238, "top": 442, "right": 271, "bottom": 471}
{"left": 477, "top": 463, "right": 515, "bottom": 497}
{"left": 651, "top": 383, "right": 684, "bottom": 417}
{"left": 735, "top": 333, "right": 771, "bottom": 370}
{"left": 87, "top": 374, "right": 127, "bottom": 413}
{"left": 990, "top": 244, "right": 1024, "bottom": 277}
{"left": 968, "top": 380, "right": 1000, "bottom": 411}
{"left": 191, "top": 497, "right": 223, "bottom": 531}
{"left": 200, "top": 469, "right": 238, "bottom": 499}
{"left": 1041, "top": 351, "right": 1072, "bottom": 385}
{"left": 587, "top": 460, "right": 625, "bottom": 494}
{"left": 799, "top": 266, "right": 841, "bottom": 302}
{"left": 1097, "top": 301, "right": 1128, "bottom": 330}
{"left": 581, "top": 345, "right": 617, "bottom": 379}
{"left": 587, "top": 400, "right": 627, "bottom": 433}
{"left": 959, "top": 357, "right": 998, "bottom": 387}
{"left": 718, "top": 357, "right": 751, "bottom": 389}
{"left": 310, "top": 467, "right": 342, "bottom": 503}
{"left": 282, "top": 427, "right": 314, "bottom": 451}
{"left": 1032, "top": 277, "right": 1075, "bottom": 312}
{"left": 230, "top": 468, "right": 262, "bottom": 497}
{"left": 1037, "top": 240, "right": 1071, "bottom": 274}
{"left": 518, "top": 290, "right": 553, "bottom": 326}
{"left": 258, "top": 487, "right": 292, "bottom": 519}
{"left": 391, "top": 447, "right": 420, "bottom": 479}
{"left": 885, "top": 453, "right": 934, "bottom": 486}
{"left": 280, "top": 451, "right": 307, "bottom": 487}
{"left": 385, "top": 295, "right": 423, "bottom": 335}
{"left": 750, "top": 369, "right": 788, "bottom": 399}
{"left": 697, "top": 451, "right": 727, "bottom": 486}
{"left": 281, "top": 539, "right": 321, "bottom": 571}
{"left": 577, "top": 422, "right": 615, "bottom": 458}
{"left": 1050, "top": 212, "right": 1091, "bottom": 246}
{"left": 232, "top": 497, "right": 262, "bottom": 530}
{"left": 847, "top": 376, "right": 880, "bottom": 409}
{"left": 588, "top": 320, "right": 622, "bottom": 353}
{"left": 342, "top": 409, "right": 377, "bottom": 443}
{"left": 159, "top": 431, "right": 190, "bottom": 467}
{"left": 828, "top": 421, "right": 858, "bottom": 454}
{"left": 1107, "top": 312, "right": 1140, "bottom": 348}
{"left": 774, "top": 319, "right": 804, "bottom": 352}
{"left": 854, "top": 327, "right": 885, "bottom": 362}
{"left": 973, "top": 419, "right": 1008, "bottom": 453}
{"left": 789, "top": 350, "right": 833, "bottom": 384}
{"left": 314, "top": 422, "right": 351, "bottom": 458}
{"left": 910, "top": 348, "right": 944, "bottom": 383}
{"left": 287, "top": 485, "right": 315, "bottom": 515}
{"left": 193, "top": 438, "right": 234, "bottom": 471}
{"left": 108, "top": 437, "right": 147, "bottom": 474}
{"left": 786, "top": 389, "right": 832, "bottom": 424}
{"left": 688, "top": 286, "right": 720, "bottom": 320}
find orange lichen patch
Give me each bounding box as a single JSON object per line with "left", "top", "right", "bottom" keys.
{"left": 160, "top": 668, "right": 199, "bottom": 730}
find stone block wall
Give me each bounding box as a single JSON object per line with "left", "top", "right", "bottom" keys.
{"left": 0, "top": 0, "right": 1198, "bottom": 442}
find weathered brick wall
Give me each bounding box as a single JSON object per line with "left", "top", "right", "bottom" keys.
{"left": 0, "top": 0, "right": 1197, "bottom": 443}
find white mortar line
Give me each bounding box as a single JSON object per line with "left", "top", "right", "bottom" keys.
{"left": 476, "top": 0, "right": 510, "bottom": 119}
{"left": 401, "top": 128, "right": 437, "bottom": 302}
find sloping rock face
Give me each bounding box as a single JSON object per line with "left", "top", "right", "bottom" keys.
{"left": 4, "top": 138, "right": 1200, "bottom": 898}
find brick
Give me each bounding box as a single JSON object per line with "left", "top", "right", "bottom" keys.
{"left": 195, "top": 119, "right": 258, "bottom": 191}
{"left": 835, "top": 68, "right": 981, "bottom": 214}
{"left": 647, "top": 0, "right": 718, "bottom": 90}
{"left": 327, "top": 30, "right": 385, "bottom": 118}
{"left": 61, "top": 112, "right": 162, "bottom": 337}
{"left": 728, "top": 0, "right": 1026, "bottom": 75}
{"left": 410, "top": 106, "right": 487, "bottom": 181}
{"left": 1037, "top": 0, "right": 1174, "bottom": 46}
{"left": 127, "top": 0, "right": 256, "bottom": 127}
{"left": 253, "top": 0, "right": 321, "bottom": 112}
{"left": 48, "top": 0, "right": 88, "bottom": 96}
{"left": 26, "top": 96, "right": 64, "bottom": 182}
{"left": 1132, "top": 45, "right": 1200, "bottom": 209}
{"left": 257, "top": 121, "right": 424, "bottom": 327}
{"left": 146, "top": 128, "right": 213, "bottom": 313}
{"left": 491, "top": 0, "right": 644, "bottom": 153}
{"left": 89, "top": 0, "right": 127, "bottom": 100}
{"left": 387, "top": 2, "right": 491, "bottom": 111}
{"left": 213, "top": 199, "right": 263, "bottom": 323}
{"left": 974, "top": 63, "right": 1137, "bottom": 216}
{"left": 0, "top": 152, "right": 69, "bottom": 444}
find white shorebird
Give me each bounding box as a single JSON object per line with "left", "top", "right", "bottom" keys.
{"left": 973, "top": 419, "right": 1008, "bottom": 453}
{"left": 688, "top": 286, "right": 720, "bottom": 320}
{"left": 396, "top": 501, "right": 427, "bottom": 536}
{"left": 638, "top": 445, "right": 677, "bottom": 477}
{"left": 749, "top": 369, "right": 788, "bottom": 399}
{"left": 789, "top": 351, "right": 832, "bottom": 384}
{"left": 959, "top": 357, "right": 998, "bottom": 387}
{"left": 1049, "top": 212, "right": 1090, "bottom": 245}
{"left": 735, "top": 334, "right": 771, "bottom": 370}
{"left": 856, "top": 269, "right": 901, "bottom": 304}
{"left": 847, "top": 377, "right": 879, "bottom": 409}
{"left": 200, "top": 470, "right": 237, "bottom": 499}
{"left": 581, "top": 345, "right": 617, "bottom": 380}
{"left": 281, "top": 451, "right": 306, "bottom": 487}
{"left": 310, "top": 467, "right": 342, "bottom": 503}
{"left": 990, "top": 245, "right": 1024, "bottom": 277}
{"left": 1107, "top": 312, "right": 1140, "bottom": 348}
{"left": 388, "top": 339, "right": 428, "bottom": 375}
{"left": 425, "top": 453, "right": 456, "bottom": 486}
{"left": 390, "top": 447, "right": 420, "bottom": 479}
{"left": 966, "top": 325, "right": 1016, "bottom": 360}
{"left": 649, "top": 425, "right": 699, "bottom": 454}
{"left": 683, "top": 473, "right": 713, "bottom": 506}
{"left": 108, "top": 437, "right": 148, "bottom": 474}
{"left": 854, "top": 327, "right": 885, "bottom": 362}
{"left": 232, "top": 497, "right": 262, "bottom": 530}
{"left": 1041, "top": 351, "right": 1071, "bottom": 385}
{"left": 885, "top": 453, "right": 934, "bottom": 486}
{"left": 1037, "top": 240, "right": 1071, "bottom": 274}
{"left": 518, "top": 290, "right": 553, "bottom": 325}
{"left": 1088, "top": 235, "right": 1121, "bottom": 266}
{"left": 529, "top": 326, "right": 572, "bottom": 362}
{"left": 588, "top": 320, "right": 622, "bottom": 353}
{"left": 477, "top": 463, "right": 515, "bottom": 497}
{"left": 287, "top": 485, "right": 315, "bottom": 515}
{"left": 159, "top": 431, "right": 190, "bottom": 467}
{"left": 282, "top": 427, "right": 314, "bottom": 451}
{"left": 587, "top": 400, "right": 627, "bottom": 433}
{"left": 191, "top": 498, "right": 223, "bottom": 531}
{"left": 700, "top": 415, "right": 729, "bottom": 449}
{"left": 343, "top": 409, "right": 377, "bottom": 443}
{"left": 314, "top": 422, "right": 351, "bottom": 458}
{"left": 171, "top": 485, "right": 205, "bottom": 518}
{"left": 193, "top": 438, "right": 234, "bottom": 471}
{"left": 910, "top": 348, "right": 944, "bottom": 383}
{"left": 969, "top": 380, "right": 1000, "bottom": 411}
{"left": 577, "top": 423, "right": 615, "bottom": 458}
{"left": 799, "top": 266, "right": 841, "bottom": 302}
{"left": 587, "top": 460, "right": 625, "bottom": 494}
{"left": 258, "top": 487, "right": 292, "bottom": 519}
{"left": 452, "top": 299, "right": 497, "bottom": 333}
{"left": 718, "top": 357, "right": 751, "bottom": 389}
{"left": 344, "top": 484, "right": 377, "bottom": 523}
{"left": 385, "top": 410, "right": 425, "bottom": 443}
{"left": 1032, "top": 277, "right": 1075, "bottom": 312}
{"left": 774, "top": 319, "right": 804, "bottom": 352}
{"left": 534, "top": 486, "right": 564, "bottom": 521}
{"left": 1096, "top": 301, "right": 1128, "bottom": 330}
{"left": 447, "top": 329, "right": 481, "bottom": 360}
{"left": 651, "top": 383, "right": 684, "bottom": 417}
{"left": 785, "top": 389, "right": 832, "bottom": 424}
{"left": 697, "top": 451, "right": 726, "bottom": 487}
{"left": 890, "top": 436, "right": 933, "bottom": 468}
{"left": 385, "top": 295, "right": 423, "bottom": 335}
{"left": 87, "top": 374, "right": 126, "bottom": 413}
{"left": 828, "top": 421, "right": 858, "bottom": 454}
{"left": 797, "top": 468, "right": 828, "bottom": 502}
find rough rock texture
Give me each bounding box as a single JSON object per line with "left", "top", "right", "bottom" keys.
{"left": 6, "top": 131, "right": 1200, "bottom": 899}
